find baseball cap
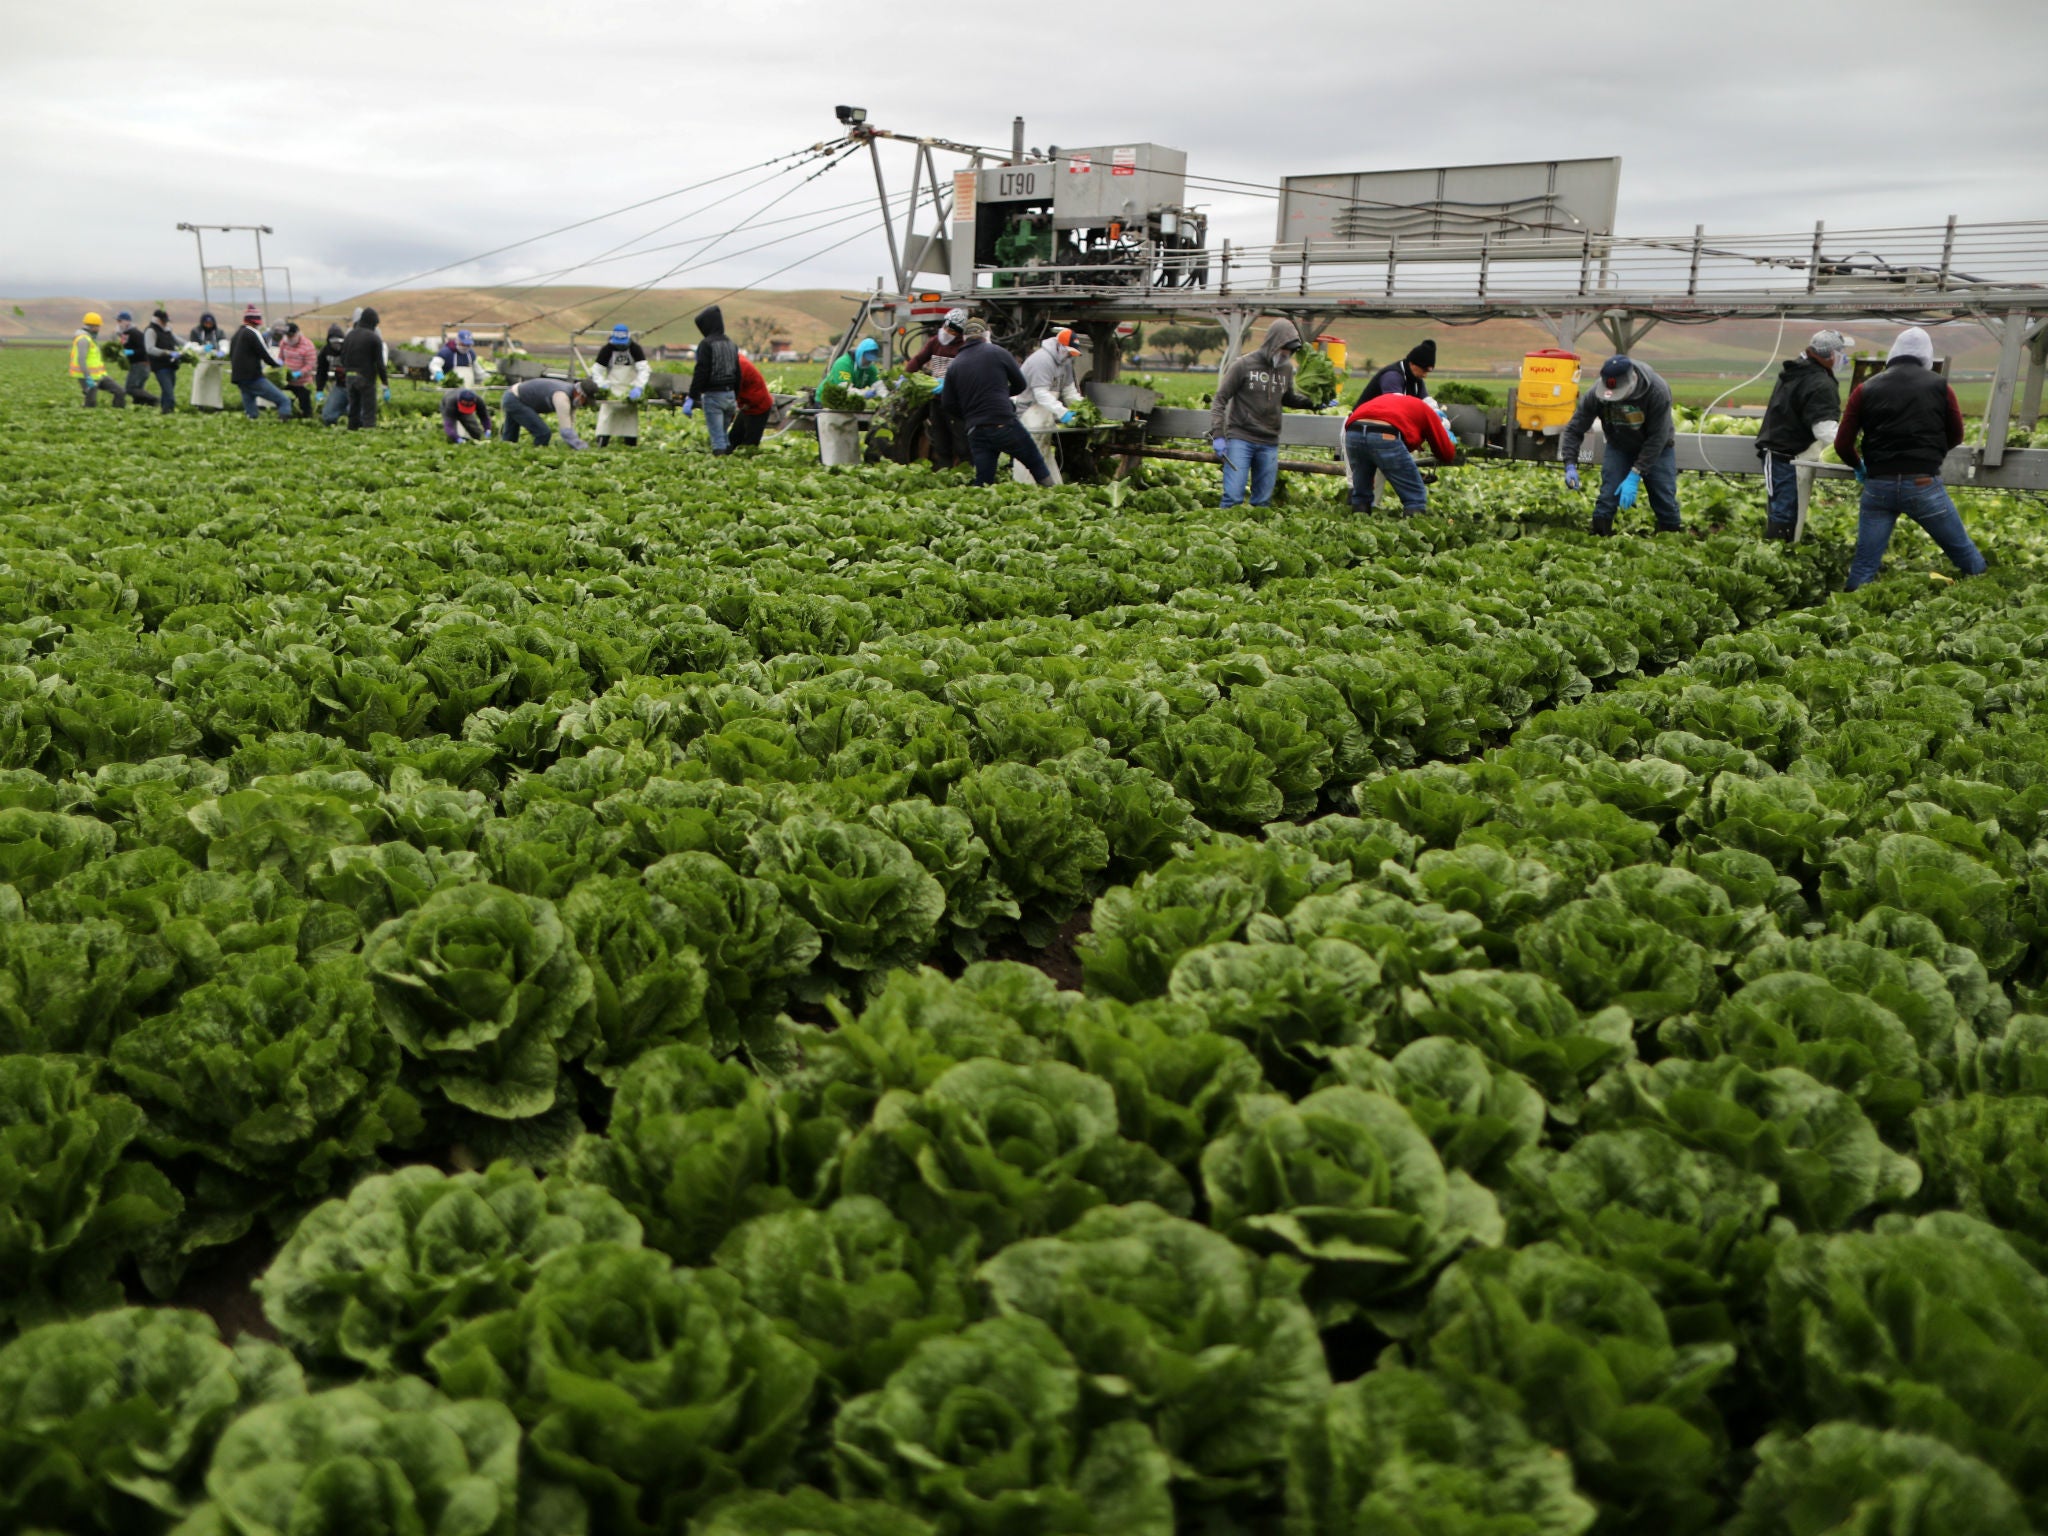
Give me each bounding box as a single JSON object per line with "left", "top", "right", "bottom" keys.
{"left": 455, "top": 390, "right": 479, "bottom": 414}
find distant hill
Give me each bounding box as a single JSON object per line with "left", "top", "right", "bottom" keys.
{"left": 0, "top": 290, "right": 2004, "bottom": 374}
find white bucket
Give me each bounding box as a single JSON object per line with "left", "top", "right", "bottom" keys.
{"left": 817, "top": 410, "right": 861, "bottom": 466}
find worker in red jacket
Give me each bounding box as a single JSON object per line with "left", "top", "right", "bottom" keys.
{"left": 727, "top": 354, "right": 776, "bottom": 450}
{"left": 1342, "top": 392, "right": 1457, "bottom": 514}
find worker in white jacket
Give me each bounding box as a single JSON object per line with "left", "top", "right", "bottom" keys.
{"left": 590, "top": 323, "right": 652, "bottom": 446}
{"left": 1014, "top": 328, "right": 1084, "bottom": 484}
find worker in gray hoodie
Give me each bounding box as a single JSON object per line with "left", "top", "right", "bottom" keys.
{"left": 1208, "top": 318, "right": 1316, "bottom": 508}
{"left": 1559, "top": 354, "right": 1682, "bottom": 535}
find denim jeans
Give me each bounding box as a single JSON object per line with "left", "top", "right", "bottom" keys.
{"left": 1345, "top": 426, "right": 1427, "bottom": 512}
{"left": 321, "top": 385, "right": 350, "bottom": 425}
{"left": 1845, "top": 474, "right": 1986, "bottom": 590}
{"left": 967, "top": 419, "right": 1053, "bottom": 486}
{"left": 239, "top": 375, "right": 294, "bottom": 419}
{"left": 701, "top": 389, "right": 738, "bottom": 453}
{"left": 1594, "top": 442, "right": 1681, "bottom": 532}
{"left": 1220, "top": 438, "right": 1279, "bottom": 508}
{"left": 1761, "top": 451, "right": 1800, "bottom": 537}
{"left": 501, "top": 394, "right": 553, "bottom": 446}
{"left": 151, "top": 365, "right": 178, "bottom": 414}
{"left": 124, "top": 362, "right": 158, "bottom": 406}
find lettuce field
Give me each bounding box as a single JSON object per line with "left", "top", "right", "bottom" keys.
{"left": 8, "top": 346, "right": 2048, "bottom": 1536}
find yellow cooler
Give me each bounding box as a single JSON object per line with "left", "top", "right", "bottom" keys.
{"left": 1516, "top": 349, "right": 1581, "bottom": 432}
{"left": 1320, "top": 336, "right": 1347, "bottom": 370}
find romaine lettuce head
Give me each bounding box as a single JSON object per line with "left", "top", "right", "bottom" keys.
{"left": 978, "top": 1201, "right": 1329, "bottom": 1496}
{"left": 258, "top": 1161, "right": 641, "bottom": 1375}
{"left": 0, "top": 1306, "right": 300, "bottom": 1532}
{"left": 364, "top": 881, "right": 594, "bottom": 1120}
{"left": 1201, "top": 1086, "right": 1502, "bottom": 1327}
{"left": 745, "top": 812, "right": 945, "bottom": 978}
{"left": 832, "top": 1315, "right": 1174, "bottom": 1536}
{"left": 427, "top": 1243, "right": 817, "bottom": 1534}
{"left": 172, "top": 1376, "right": 517, "bottom": 1536}
{"left": 1728, "top": 1421, "right": 2026, "bottom": 1536}
{"left": 558, "top": 872, "right": 712, "bottom": 1083}
{"left": 690, "top": 1487, "right": 937, "bottom": 1535}
{"left": 1285, "top": 1363, "right": 1596, "bottom": 1536}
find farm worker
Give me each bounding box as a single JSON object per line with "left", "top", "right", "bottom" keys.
{"left": 1016, "top": 327, "right": 1085, "bottom": 485}
{"left": 906, "top": 307, "right": 968, "bottom": 468}
{"left": 727, "top": 352, "right": 775, "bottom": 450}
{"left": 143, "top": 308, "right": 182, "bottom": 413}
{"left": 339, "top": 307, "right": 390, "bottom": 431}
{"left": 277, "top": 321, "right": 319, "bottom": 417}
{"left": 315, "top": 323, "right": 352, "bottom": 425}
{"left": 685, "top": 306, "right": 744, "bottom": 454}
{"left": 188, "top": 312, "right": 225, "bottom": 350}
{"left": 1208, "top": 318, "right": 1315, "bottom": 508}
{"left": 1834, "top": 327, "right": 1983, "bottom": 591}
{"left": 440, "top": 387, "right": 493, "bottom": 443}
{"left": 591, "top": 323, "right": 652, "bottom": 447}
{"left": 1754, "top": 329, "right": 1849, "bottom": 541}
{"left": 1352, "top": 338, "right": 1435, "bottom": 408}
{"left": 115, "top": 313, "right": 159, "bottom": 408}
{"left": 499, "top": 375, "right": 597, "bottom": 450}
{"left": 431, "top": 329, "right": 479, "bottom": 385}
{"left": 1342, "top": 393, "right": 1458, "bottom": 515}
{"left": 1560, "top": 355, "right": 1682, "bottom": 535}
{"left": 228, "top": 307, "right": 295, "bottom": 420}
{"left": 821, "top": 336, "right": 883, "bottom": 400}
{"left": 943, "top": 318, "right": 1056, "bottom": 488}
{"left": 68, "top": 312, "right": 127, "bottom": 407}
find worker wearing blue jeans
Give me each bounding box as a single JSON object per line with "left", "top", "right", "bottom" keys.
{"left": 1845, "top": 475, "right": 1984, "bottom": 590}
{"left": 1592, "top": 441, "right": 1681, "bottom": 533}
{"left": 698, "top": 391, "right": 739, "bottom": 454}
{"left": 966, "top": 420, "right": 1054, "bottom": 486}
{"left": 1217, "top": 439, "right": 1279, "bottom": 509}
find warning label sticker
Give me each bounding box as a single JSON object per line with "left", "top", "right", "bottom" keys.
{"left": 1111, "top": 147, "right": 1137, "bottom": 176}
{"left": 1067, "top": 153, "right": 1092, "bottom": 175}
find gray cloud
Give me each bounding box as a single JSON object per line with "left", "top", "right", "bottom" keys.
{"left": 3, "top": 0, "right": 2042, "bottom": 304}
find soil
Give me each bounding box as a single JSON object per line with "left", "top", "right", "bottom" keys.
{"left": 170, "top": 1227, "right": 279, "bottom": 1343}
{"left": 987, "top": 907, "right": 1093, "bottom": 992}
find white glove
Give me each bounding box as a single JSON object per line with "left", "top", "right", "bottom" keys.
{"left": 430, "top": 361, "right": 444, "bottom": 380}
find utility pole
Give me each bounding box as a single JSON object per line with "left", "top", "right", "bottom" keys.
{"left": 176, "top": 222, "right": 275, "bottom": 313}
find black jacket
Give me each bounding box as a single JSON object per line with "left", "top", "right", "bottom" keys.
{"left": 1353, "top": 359, "right": 1427, "bottom": 410}
{"left": 1756, "top": 355, "right": 1842, "bottom": 458}
{"left": 188, "top": 321, "right": 224, "bottom": 346}
{"left": 339, "top": 309, "right": 387, "bottom": 385}
{"left": 228, "top": 325, "right": 281, "bottom": 385}
{"left": 316, "top": 325, "right": 348, "bottom": 390}
{"left": 941, "top": 336, "right": 1028, "bottom": 430}
{"left": 1840, "top": 359, "right": 1961, "bottom": 477}
{"left": 118, "top": 326, "right": 148, "bottom": 366}
{"left": 687, "top": 306, "right": 740, "bottom": 398}
{"left": 144, "top": 321, "right": 181, "bottom": 366}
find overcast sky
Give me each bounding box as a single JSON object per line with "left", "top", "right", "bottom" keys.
{"left": 4, "top": 0, "right": 2043, "bottom": 307}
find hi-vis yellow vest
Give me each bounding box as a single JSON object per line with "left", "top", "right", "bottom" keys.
{"left": 69, "top": 331, "right": 107, "bottom": 381}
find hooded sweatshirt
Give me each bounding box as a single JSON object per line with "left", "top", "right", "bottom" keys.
{"left": 1560, "top": 359, "right": 1675, "bottom": 474}
{"left": 1755, "top": 354, "right": 1843, "bottom": 458}
{"left": 1834, "top": 328, "right": 1961, "bottom": 477}
{"left": 188, "top": 316, "right": 224, "bottom": 347}
{"left": 941, "top": 334, "right": 1030, "bottom": 431}
{"left": 1209, "top": 319, "right": 1313, "bottom": 445}
{"left": 687, "top": 306, "right": 740, "bottom": 398}
{"left": 316, "top": 323, "right": 349, "bottom": 390}
{"left": 228, "top": 322, "right": 283, "bottom": 385}
{"left": 1019, "top": 337, "right": 1082, "bottom": 416}
{"left": 339, "top": 308, "right": 387, "bottom": 384}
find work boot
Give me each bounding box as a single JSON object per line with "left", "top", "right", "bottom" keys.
{"left": 1589, "top": 518, "right": 1615, "bottom": 537}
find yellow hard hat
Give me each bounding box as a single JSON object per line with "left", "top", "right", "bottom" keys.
{"left": 82, "top": 311, "right": 103, "bottom": 327}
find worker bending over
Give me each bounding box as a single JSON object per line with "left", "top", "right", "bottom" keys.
{"left": 1834, "top": 327, "right": 1983, "bottom": 591}
{"left": 1754, "top": 329, "right": 1848, "bottom": 541}
{"left": 68, "top": 313, "right": 127, "bottom": 407}
{"left": 687, "top": 307, "right": 743, "bottom": 454}
{"left": 1343, "top": 394, "right": 1458, "bottom": 515}
{"left": 440, "top": 387, "right": 493, "bottom": 443}
{"left": 1017, "top": 328, "right": 1085, "bottom": 485}
{"left": 229, "top": 307, "right": 295, "bottom": 421}
{"left": 277, "top": 322, "right": 318, "bottom": 417}
{"left": 143, "top": 308, "right": 182, "bottom": 414}
{"left": 316, "top": 324, "right": 352, "bottom": 425}
{"left": 431, "top": 330, "right": 480, "bottom": 386}
{"left": 1560, "top": 355, "right": 1682, "bottom": 535}
{"left": 1209, "top": 319, "right": 1315, "bottom": 508}
{"left": 821, "top": 337, "right": 883, "bottom": 401}
{"left": 590, "top": 323, "right": 651, "bottom": 447}
{"left": 115, "top": 313, "right": 159, "bottom": 408}
{"left": 906, "top": 308, "right": 968, "bottom": 468}
{"left": 500, "top": 375, "right": 597, "bottom": 449}
{"left": 730, "top": 353, "right": 775, "bottom": 450}
{"left": 944, "top": 320, "right": 1056, "bottom": 488}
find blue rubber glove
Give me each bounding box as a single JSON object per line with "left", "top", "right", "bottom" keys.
{"left": 382, "top": 386, "right": 391, "bottom": 403}
{"left": 1617, "top": 469, "right": 1642, "bottom": 510}
{"left": 1563, "top": 462, "right": 1579, "bottom": 491}
{"left": 1854, "top": 462, "right": 1867, "bottom": 484}
{"left": 1059, "top": 410, "right": 1077, "bottom": 426}
{"left": 933, "top": 378, "right": 944, "bottom": 394}
{"left": 84, "top": 380, "right": 97, "bottom": 397}
{"left": 628, "top": 386, "right": 642, "bottom": 402}
{"left": 1212, "top": 438, "right": 1228, "bottom": 457}
{"left": 682, "top": 397, "right": 695, "bottom": 417}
